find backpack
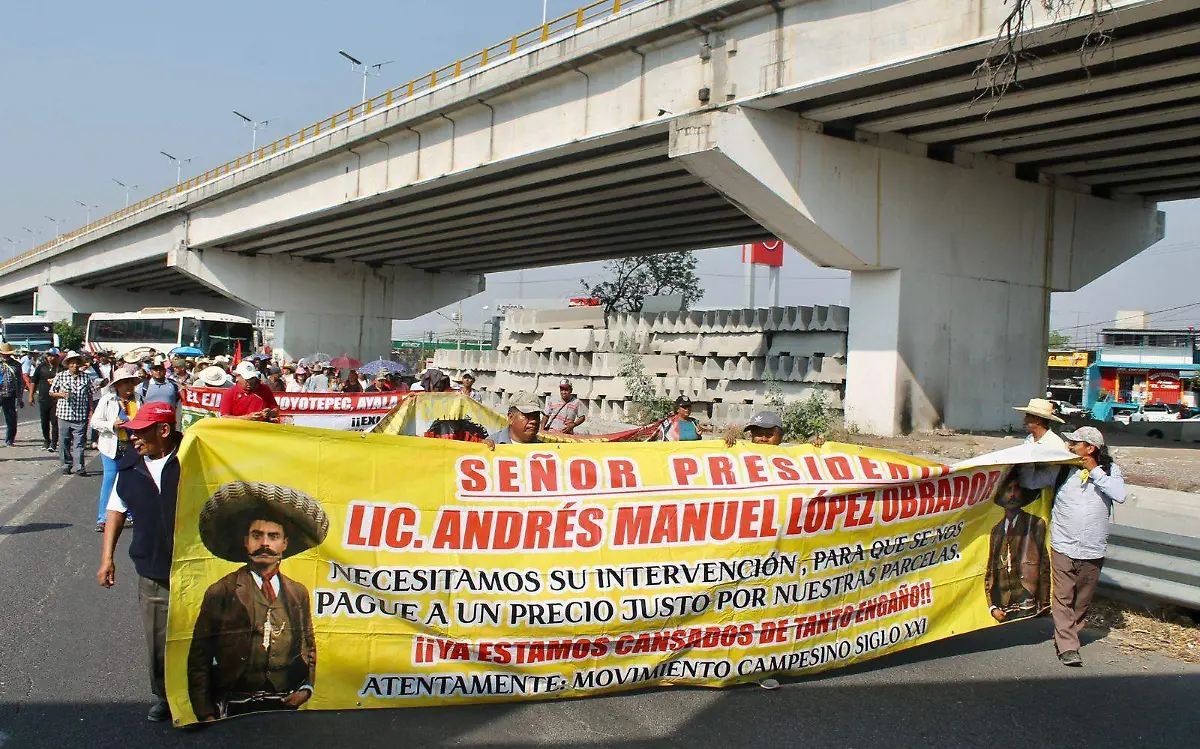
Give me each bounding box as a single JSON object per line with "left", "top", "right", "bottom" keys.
{"left": 0, "top": 360, "right": 15, "bottom": 399}
{"left": 139, "top": 378, "right": 180, "bottom": 403}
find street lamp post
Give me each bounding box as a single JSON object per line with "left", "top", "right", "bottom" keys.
{"left": 3, "top": 237, "right": 15, "bottom": 260}
{"left": 44, "top": 216, "right": 61, "bottom": 239}
{"left": 112, "top": 178, "right": 137, "bottom": 208}
{"left": 338, "top": 50, "right": 393, "bottom": 104}
{"left": 159, "top": 151, "right": 193, "bottom": 183}
{"left": 232, "top": 111, "right": 272, "bottom": 152}
{"left": 456, "top": 302, "right": 464, "bottom": 370}
{"left": 74, "top": 200, "right": 98, "bottom": 224}
{"left": 22, "top": 227, "right": 36, "bottom": 249}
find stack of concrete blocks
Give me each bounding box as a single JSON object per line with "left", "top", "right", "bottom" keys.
{"left": 431, "top": 304, "right": 848, "bottom": 425}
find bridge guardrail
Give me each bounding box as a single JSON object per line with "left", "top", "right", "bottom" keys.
{"left": 1, "top": 0, "right": 652, "bottom": 272}
{"left": 1100, "top": 524, "right": 1200, "bottom": 609}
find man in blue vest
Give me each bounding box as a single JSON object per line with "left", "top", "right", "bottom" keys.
{"left": 95, "top": 401, "right": 182, "bottom": 723}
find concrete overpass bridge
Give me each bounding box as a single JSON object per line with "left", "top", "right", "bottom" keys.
{"left": 2, "top": 0, "right": 1191, "bottom": 434}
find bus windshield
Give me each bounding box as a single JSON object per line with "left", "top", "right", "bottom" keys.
{"left": 195, "top": 319, "right": 255, "bottom": 357}
{"left": 2, "top": 321, "right": 56, "bottom": 351}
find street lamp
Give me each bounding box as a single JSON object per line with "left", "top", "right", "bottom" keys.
{"left": 232, "top": 111, "right": 272, "bottom": 152}
{"left": 159, "top": 151, "right": 193, "bottom": 183}
{"left": 112, "top": 178, "right": 137, "bottom": 208}
{"left": 3, "top": 237, "right": 15, "bottom": 260}
{"left": 44, "top": 215, "right": 62, "bottom": 239}
{"left": 22, "top": 226, "right": 36, "bottom": 249}
{"left": 542, "top": 0, "right": 548, "bottom": 25}
{"left": 74, "top": 200, "right": 98, "bottom": 224}
{"left": 338, "top": 50, "right": 393, "bottom": 104}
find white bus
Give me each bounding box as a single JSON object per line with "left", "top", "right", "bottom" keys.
{"left": 84, "top": 308, "right": 256, "bottom": 358}
{"left": 0, "top": 315, "right": 59, "bottom": 352}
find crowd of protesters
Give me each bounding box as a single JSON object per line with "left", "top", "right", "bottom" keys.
{"left": 10, "top": 337, "right": 1132, "bottom": 730}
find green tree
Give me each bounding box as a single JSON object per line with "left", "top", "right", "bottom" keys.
{"left": 616, "top": 333, "right": 674, "bottom": 425}
{"left": 582, "top": 252, "right": 703, "bottom": 317}
{"left": 53, "top": 320, "right": 85, "bottom": 352}
{"left": 1047, "top": 330, "right": 1071, "bottom": 348}
{"left": 781, "top": 391, "right": 833, "bottom": 442}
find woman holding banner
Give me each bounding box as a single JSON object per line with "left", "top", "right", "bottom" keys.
{"left": 1022, "top": 426, "right": 1126, "bottom": 668}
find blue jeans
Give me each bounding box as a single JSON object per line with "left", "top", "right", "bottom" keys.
{"left": 99, "top": 454, "right": 119, "bottom": 523}
{"left": 59, "top": 419, "right": 86, "bottom": 472}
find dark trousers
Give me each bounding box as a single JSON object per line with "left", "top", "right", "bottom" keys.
{"left": 138, "top": 576, "right": 170, "bottom": 701}
{"left": 1050, "top": 550, "right": 1104, "bottom": 653}
{"left": 38, "top": 398, "right": 58, "bottom": 447}
{"left": 1, "top": 396, "right": 15, "bottom": 445}
{"left": 59, "top": 419, "right": 86, "bottom": 471}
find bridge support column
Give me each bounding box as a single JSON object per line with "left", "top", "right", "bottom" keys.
{"left": 168, "top": 248, "right": 484, "bottom": 362}
{"left": 671, "top": 107, "right": 1164, "bottom": 435}
{"left": 36, "top": 284, "right": 254, "bottom": 329}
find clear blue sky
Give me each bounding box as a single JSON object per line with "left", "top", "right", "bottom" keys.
{"left": 1, "top": 0, "right": 1196, "bottom": 342}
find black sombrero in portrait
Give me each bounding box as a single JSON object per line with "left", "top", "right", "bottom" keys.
{"left": 198, "top": 482, "right": 330, "bottom": 563}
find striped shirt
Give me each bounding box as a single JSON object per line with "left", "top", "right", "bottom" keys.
{"left": 51, "top": 370, "right": 94, "bottom": 422}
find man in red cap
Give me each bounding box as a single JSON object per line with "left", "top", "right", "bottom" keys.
{"left": 96, "top": 401, "right": 182, "bottom": 723}
{"left": 219, "top": 361, "right": 280, "bottom": 421}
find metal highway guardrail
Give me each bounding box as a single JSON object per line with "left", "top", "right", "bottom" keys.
{"left": 1, "top": 0, "right": 653, "bottom": 271}
{"left": 1101, "top": 525, "right": 1200, "bottom": 609}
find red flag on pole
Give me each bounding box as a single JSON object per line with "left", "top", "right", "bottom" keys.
{"left": 233, "top": 340, "right": 242, "bottom": 367}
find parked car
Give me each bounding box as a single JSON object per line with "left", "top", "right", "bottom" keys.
{"left": 1049, "top": 399, "right": 1085, "bottom": 418}
{"left": 1129, "top": 403, "right": 1181, "bottom": 423}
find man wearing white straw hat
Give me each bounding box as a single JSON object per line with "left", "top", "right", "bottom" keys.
{"left": 50, "top": 351, "right": 95, "bottom": 476}
{"left": 187, "top": 481, "right": 327, "bottom": 721}
{"left": 1012, "top": 397, "right": 1067, "bottom": 451}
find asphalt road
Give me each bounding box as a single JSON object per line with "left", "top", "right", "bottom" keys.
{"left": 1, "top": 434, "right": 1198, "bottom": 748}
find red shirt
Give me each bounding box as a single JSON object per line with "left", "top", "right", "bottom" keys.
{"left": 219, "top": 381, "right": 279, "bottom": 417}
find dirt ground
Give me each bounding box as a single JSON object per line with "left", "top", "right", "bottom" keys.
{"left": 1087, "top": 598, "right": 1200, "bottom": 664}
{"left": 835, "top": 426, "right": 1200, "bottom": 493}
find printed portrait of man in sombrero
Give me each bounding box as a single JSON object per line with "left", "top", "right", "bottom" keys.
{"left": 186, "top": 481, "right": 329, "bottom": 721}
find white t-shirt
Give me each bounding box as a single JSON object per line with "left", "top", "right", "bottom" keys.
{"left": 106, "top": 452, "right": 175, "bottom": 513}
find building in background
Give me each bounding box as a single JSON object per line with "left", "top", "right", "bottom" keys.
{"left": 1084, "top": 312, "right": 1199, "bottom": 412}
{"left": 1047, "top": 349, "right": 1095, "bottom": 407}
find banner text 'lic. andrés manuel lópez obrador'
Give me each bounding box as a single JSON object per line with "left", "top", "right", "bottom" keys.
{"left": 165, "top": 420, "right": 1063, "bottom": 725}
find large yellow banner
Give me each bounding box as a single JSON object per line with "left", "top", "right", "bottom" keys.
{"left": 166, "top": 420, "right": 1060, "bottom": 725}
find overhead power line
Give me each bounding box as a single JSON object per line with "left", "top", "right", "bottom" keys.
{"left": 1055, "top": 301, "right": 1200, "bottom": 332}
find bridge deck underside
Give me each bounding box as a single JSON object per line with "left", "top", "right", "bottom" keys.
{"left": 0, "top": 259, "right": 223, "bottom": 307}
{"left": 781, "top": 2, "right": 1200, "bottom": 204}
{"left": 207, "top": 137, "right": 770, "bottom": 274}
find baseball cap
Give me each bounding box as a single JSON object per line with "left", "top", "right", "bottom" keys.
{"left": 559, "top": 378, "right": 572, "bottom": 388}
{"left": 461, "top": 369, "right": 476, "bottom": 378}
{"left": 46, "top": 347, "right": 60, "bottom": 355}
{"left": 1061, "top": 426, "right": 1105, "bottom": 448}
{"left": 123, "top": 401, "right": 176, "bottom": 431}
{"left": 234, "top": 361, "right": 261, "bottom": 380}
{"left": 508, "top": 391, "right": 542, "bottom": 415}
{"left": 675, "top": 395, "right": 693, "bottom": 408}
{"left": 745, "top": 411, "right": 783, "bottom": 431}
